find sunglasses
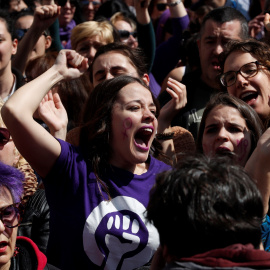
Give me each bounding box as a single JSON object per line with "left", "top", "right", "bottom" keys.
{"left": 0, "top": 128, "right": 10, "bottom": 146}
{"left": 118, "top": 30, "right": 137, "bottom": 39}
{"left": 80, "top": 0, "right": 101, "bottom": 7}
{"left": 57, "top": 0, "right": 78, "bottom": 7}
{"left": 156, "top": 3, "right": 167, "bottom": 11}
{"left": 16, "top": 28, "right": 49, "bottom": 41}
{"left": 0, "top": 202, "right": 23, "bottom": 229}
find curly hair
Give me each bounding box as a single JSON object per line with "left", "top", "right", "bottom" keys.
{"left": 219, "top": 39, "right": 270, "bottom": 75}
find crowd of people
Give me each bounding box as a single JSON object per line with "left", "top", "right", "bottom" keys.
{"left": 1, "top": 0, "right": 270, "bottom": 269}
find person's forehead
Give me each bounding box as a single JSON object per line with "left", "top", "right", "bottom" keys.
{"left": 93, "top": 52, "right": 135, "bottom": 70}
{"left": 16, "top": 15, "right": 33, "bottom": 29}
{"left": 206, "top": 105, "right": 245, "bottom": 123}
{"left": 202, "top": 19, "right": 242, "bottom": 40}
{"left": 0, "top": 186, "right": 13, "bottom": 206}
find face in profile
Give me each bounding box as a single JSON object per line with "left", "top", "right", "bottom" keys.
{"left": 224, "top": 51, "right": 270, "bottom": 121}
{"left": 202, "top": 105, "right": 251, "bottom": 166}
{"left": 0, "top": 20, "right": 17, "bottom": 73}
{"left": 110, "top": 82, "right": 158, "bottom": 172}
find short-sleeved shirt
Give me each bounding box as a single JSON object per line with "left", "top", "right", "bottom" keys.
{"left": 45, "top": 139, "right": 171, "bottom": 269}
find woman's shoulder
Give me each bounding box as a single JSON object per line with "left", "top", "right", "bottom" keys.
{"left": 148, "top": 155, "right": 172, "bottom": 173}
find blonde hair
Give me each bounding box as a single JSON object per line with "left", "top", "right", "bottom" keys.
{"left": 71, "top": 20, "right": 114, "bottom": 50}
{"left": 110, "top": 12, "right": 136, "bottom": 31}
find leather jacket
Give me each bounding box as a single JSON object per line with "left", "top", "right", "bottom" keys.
{"left": 18, "top": 189, "right": 50, "bottom": 255}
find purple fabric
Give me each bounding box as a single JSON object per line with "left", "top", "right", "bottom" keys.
{"left": 45, "top": 139, "right": 171, "bottom": 270}
{"left": 152, "top": 14, "right": 190, "bottom": 85}
{"left": 149, "top": 72, "right": 161, "bottom": 98}
{"left": 156, "top": 9, "right": 171, "bottom": 47}
{"left": 59, "top": 19, "right": 76, "bottom": 49}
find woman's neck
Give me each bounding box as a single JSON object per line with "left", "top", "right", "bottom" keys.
{"left": 0, "top": 71, "right": 15, "bottom": 101}
{"left": 110, "top": 160, "right": 149, "bottom": 175}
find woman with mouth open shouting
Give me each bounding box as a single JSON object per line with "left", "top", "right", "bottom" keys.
{"left": 219, "top": 39, "right": 270, "bottom": 127}
{"left": 196, "top": 92, "right": 270, "bottom": 251}
{"left": 196, "top": 93, "right": 264, "bottom": 167}
{"left": 1, "top": 50, "right": 171, "bottom": 270}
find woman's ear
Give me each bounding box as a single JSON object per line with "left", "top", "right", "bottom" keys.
{"left": 13, "top": 148, "right": 20, "bottom": 167}
{"left": 142, "top": 73, "right": 150, "bottom": 86}
{"left": 45, "top": 36, "right": 52, "bottom": 50}
{"left": 12, "top": 39, "right": 18, "bottom": 55}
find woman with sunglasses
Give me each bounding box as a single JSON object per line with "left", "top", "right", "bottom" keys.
{"left": 0, "top": 161, "right": 59, "bottom": 269}
{"left": 0, "top": 98, "right": 51, "bottom": 255}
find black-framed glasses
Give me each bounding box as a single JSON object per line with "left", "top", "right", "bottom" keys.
{"left": 0, "top": 203, "right": 23, "bottom": 229}
{"left": 0, "top": 128, "right": 10, "bottom": 146}
{"left": 80, "top": 0, "right": 101, "bottom": 7}
{"left": 56, "top": 0, "right": 78, "bottom": 7}
{"left": 156, "top": 3, "right": 167, "bottom": 11}
{"left": 118, "top": 30, "right": 137, "bottom": 39}
{"left": 220, "top": 61, "right": 263, "bottom": 87}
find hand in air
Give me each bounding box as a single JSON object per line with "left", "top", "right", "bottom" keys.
{"left": 264, "top": 13, "right": 270, "bottom": 32}
{"left": 54, "top": 50, "right": 89, "bottom": 80}
{"left": 249, "top": 14, "right": 265, "bottom": 37}
{"left": 34, "top": 4, "right": 60, "bottom": 30}
{"left": 38, "top": 90, "right": 68, "bottom": 140}
{"left": 159, "top": 77, "right": 187, "bottom": 124}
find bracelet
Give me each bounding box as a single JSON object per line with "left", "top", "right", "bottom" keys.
{"left": 168, "top": 0, "right": 181, "bottom": 6}
{"left": 156, "top": 132, "right": 175, "bottom": 140}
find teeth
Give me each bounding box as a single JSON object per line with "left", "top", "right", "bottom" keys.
{"left": 241, "top": 92, "right": 256, "bottom": 99}
{"left": 143, "top": 128, "right": 153, "bottom": 133}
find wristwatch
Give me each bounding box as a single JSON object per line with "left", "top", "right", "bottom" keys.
{"left": 168, "top": 0, "right": 181, "bottom": 6}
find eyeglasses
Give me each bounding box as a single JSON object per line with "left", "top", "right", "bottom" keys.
{"left": 57, "top": 0, "right": 78, "bottom": 7}
{"left": 0, "top": 203, "right": 23, "bottom": 229}
{"left": 156, "top": 3, "right": 167, "bottom": 11}
{"left": 80, "top": 0, "right": 101, "bottom": 7}
{"left": 0, "top": 128, "right": 10, "bottom": 146}
{"left": 118, "top": 30, "right": 137, "bottom": 39}
{"left": 15, "top": 28, "right": 49, "bottom": 41}
{"left": 220, "top": 61, "right": 264, "bottom": 87}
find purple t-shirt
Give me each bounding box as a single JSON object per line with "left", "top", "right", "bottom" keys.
{"left": 44, "top": 139, "right": 171, "bottom": 270}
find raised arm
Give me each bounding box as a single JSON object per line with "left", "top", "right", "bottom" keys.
{"left": 156, "top": 77, "right": 187, "bottom": 163}
{"left": 12, "top": 4, "right": 60, "bottom": 74}
{"left": 2, "top": 50, "right": 88, "bottom": 178}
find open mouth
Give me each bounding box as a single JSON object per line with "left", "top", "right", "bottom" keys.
{"left": 240, "top": 92, "right": 258, "bottom": 105}
{"left": 215, "top": 147, "right": 234, "bottom": 158}
{"left": 0, "top": 242, "right": 8, "bottom": 252}
{"left": 134, "top": 127, "right": 153, "bottom": 151}
{"left": 212, "top": 61, "right": 220, "bottom": 70}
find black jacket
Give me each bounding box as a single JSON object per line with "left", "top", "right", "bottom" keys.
{"left": 18, "top": 189, "right": 50, "bottom": 255}
{"left": 10, "top": 236, "right": 59, "bottom": 270}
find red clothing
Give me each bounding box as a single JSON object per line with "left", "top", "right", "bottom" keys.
{"left": 179, "top": 244, "right": 270, "bottom": 268}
